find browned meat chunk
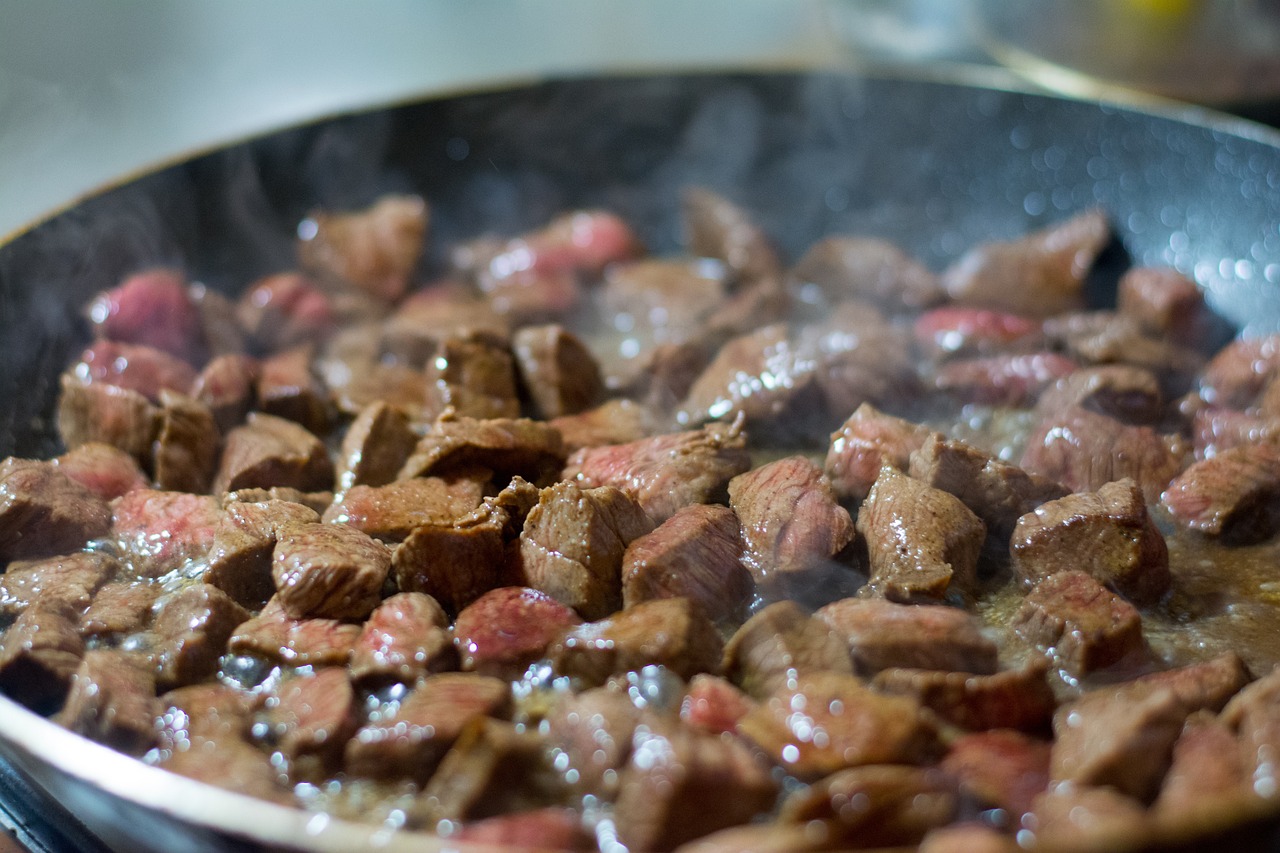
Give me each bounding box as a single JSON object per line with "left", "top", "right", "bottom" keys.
{"left": 723, "top": 600, "right": 853, "bottom": 699}
{"left": 942, "top": 208, "right": 1111, "bottom": 317}
{"left": 322, "top": 475, "right": 484, "bottom": 543}
{"left": 158, "top": 682, "right": 254, "bottom": 745}
{"left": 779, "top": 764, "right": 959, "bottom": 849}
{"left": 1029, "top": 785, "right": 1152, "bottom": 850}
{"left": 1014, "top": 570, "right": 1145, "bottom": 675}
{"left": 392, "top": 501, "right": 509, "bottom": 615}
{"left": 857, "top": 465, "right": 985, "bottom": 603}
{"left": 191, "top": 353, "right": 258, "bottom": 433}
{"left": 518, "top": 481, "right": 653, "bottom": 619}
{"left": 57, "top": 375, "right": 160, "bottom": 463}
{"left": 908, "top": 434, "right": 1067, "bottom": 539}
{"left": 271, "top": 522, "right": 390, "bottom": 621}
{"left": 349, "top": 592, "right": 455, "bottom": 684}
{"left": 236, "top": 272, "right": 336, "bottom": 354}
{"left": 382, "top": 282, "right": 509, "bottom": 365}
{"left": 423, "top": 332, "right": 520, "bottom": 421}
{"left": 824, "top": 402, "right": 940, "bottom": 502}
{"left": 1051, "top": 684, "right": 1189, "bottom": 801}
{"left": 452, "top": 586, "right": 581, "bottom": 680}
{"left": 53, "top": 442, "right": 148, "bottom": 501}
{"left": 1118, "top": 266, "right": 1219, "bottom": 343}
{"left": 790, "top": 235, "right": 943, "bottom": 313}
{"left": 614, "top": 724, "right": 779, "bottom": 852}
{"left": 873, "top": 660, "right": 1057, "bottom": 733}
{"left": 1163, "top": 441, "right": 1280, "bottom": 543}
{"left": 1125, "top": 652, "right": 1250, "bottom": 714}
{"left": 1012, "top": 478, "right": 1170, "bottom": 604}
{"left": 622, "top": 503, "right": 752, "bottom": 623}
{"left": 68, "top": 340, "right": 197, "bottom": 403}
{"left": 673, "top": 823, "right": 841, "bottom": 853}
{"left": 680, "top": 674, "right": 756, "bottom": 735}
{"left": 0, "top": 600, "right": 85, "bottom": 713}
{"left": 416, "top": 719, "right": 552, "bottom": 824}
{"left": 550, "top": 399, "right": 654, "bottom": 453}
{"left": 0, "top": 551, "right": 116, "bottom": 617}
{"left": 112, "top": 489, "right": 222, "bottom": 578}
{"left": 55, "top": 648, "right": 160, "bottom": 755}
{"left": 1155, "top": 713, "right": 1252, "bottom": 818}
{"left": 550, "top": 597, "right": 723, "bottom": 685}
{"left": 919, "top": 825, "right": 1022, "bottom": 853}
{"left": 932, "top": 352, "right": 1079, "bottom": 407}
{"left": 80, "top": 580, "right": 161, "bottom": 639}
{"left": 1191, "top": 406, "right": 1280, "bottom": 459}
{"left": 815, "top": 597, "right": 999, "bottom": 676}
{"left": 151, "top": 391, "right": 220, "bottom": 493}
{"left": 728, "top": 456, "right": 856, "bottom": 595}
{"left": 1200, "top": 333, "right": 1280, "bottom": 408}
{"left": 214, "top": 412, "right": 334, "bottom": 495}
{"left": 228, "top": 597, "right": 361, "bottom": 667}
{"left": 914, "top": 306, "right": 1043, "bottom": 360}
{"left": 1043, "top": 310, "right": 1202, "bottom": 378}
{"left": 345, "top": 672, "right": 510, "bottom": 782}
{"left": 256, "top": 346, "right": 330, "bottom": 435}
{"left": 542, "top": 685, "right": 643, "bottom": 801}
{"left": 0, "top": 459, "right": 111, "bottom": 563}
{"left": 204, "top": 499, "right": 320, "bottom": 607}
{"left": 1037, "top": 364, "right": 1166, "bottom": 424}
{"left": 511, "top": 324, "right": 605, "bottom": 419}
{"left": 398, "top": 414, "right": 564, "bottom": 484}
{"left": 941, "top": 729, "right": 1051, "bottom": 819}
{"left": 297, "top": 194, "right": 427, "bottom": 302}
{"left": 451, "top": 808, "right": 596, "bottom": 851}
{"left": 563, "top": 420, "right": 750, "bottom": 525}
{"left": 683, "top": 187, "right": 781, "bottom": 283}
{"left": 88, "top": 268, "right": 207, "bottom": 364}
{"left": 255, "top": 667, "right": 357, "bottom": 779}
{"left": 152, "top": 583, "right": 251, "bottom": 689}
{"left": 738, "top": 671, "right": 939, "bottom": 780}
{"left": 334, "top": 401, "right": 418, "bottom": 493}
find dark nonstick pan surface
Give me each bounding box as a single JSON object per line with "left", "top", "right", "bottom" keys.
{"left": 0, "top": 69, "right": 1279, "bottom": 852}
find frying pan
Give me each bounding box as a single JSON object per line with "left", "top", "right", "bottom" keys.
{"left": 1, "top": 68, "right": 1279, "bottom": 852}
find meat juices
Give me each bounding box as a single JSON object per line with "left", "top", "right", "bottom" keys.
{"left": 5, "top": 192, "right": 1278, "bottom": 852}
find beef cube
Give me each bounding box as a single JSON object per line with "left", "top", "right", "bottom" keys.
{"left": 345, "top": 672, "right": 511, "bottom": 782}
{"left": 112, "top": 489, "right": 221, "bottom": 578}
{"left": 398, "top": 414, "right": 565, "bottom": 484}
{"left": 160, "top": 733, "right": 291, "bottom": 805}
{"left": 1220, "top": 668, "right": 1280, "bottom": 805}
{"left": 737, "top": 671, "right": 939, "bottom": 780}
{"left": 779, "top": 764, "right": 959, "bottom": 848}
{"left": 256, "top": 346, "right": 330, "bottom": 435}
{"left": 790, "top": 235, "right": 942, "bottom": 313}
{"left": 383, "top": 281, "right": 511, "bottom": 362}
{"left": 237, "top": 273, "right": 336, "bottom": 353}
{"left": 683, "top": 187, "right": 781, "bottom": 283}
{"left": 1052, "top": 684, "right": 1189, "bottom": 801}
{"left": 1028, "top": 784, "right": 1152, "bottom": 849}
{"left": 0, "top": 459, "right": 111, "bottom": 562}
{"left": 614, "top": 724, "right": 779, "bottom": 852}
{"left": 824, "top": 402, "right": 940, "bottom": 503}
{"left": 704, "top": 275, "right": 790, "bottom": 342}
{"left": 322, "top": 475, "right": 484, "bottom": 543}
{"left": 1043, "top": 310, "right": 1202, "bottom": 378}
{"left": 228, "top": 597, "right": 360, "bottom": 667}
{"left": 88, "top": 268, "right": 207, "bottom": 364}
{"left": 1039, "top": 363, "right": 1167, "bottom": 425}
{"left": 160, "top": 682, "right": 254, "bottom": 745}
{"left": 152, "top": 391, "right": 220, "bottom": 493}
{"left": 334, "top": 401, "right": 419, "bottom": 494}
{"left": 191, "top": 353, "right": 259, "bottom": 433}
{"left": 54, "top": 648, "right": 160, "bottom": 755}
{"left": 255, "top": 667, "right": 357, "bottom": 779}
{"left": 1118, "top": 266, "right": 1221, "bottom": 344}
{"left": 80, "top": 580, "right": 161, "bottom": 638}
{"left": 0, "top": 551, "right": 117, "bottom": 617}
{"left": 673, "top": 823, "right": 842, "bottom": 853}
{"left": 913, "top": 306, "right": 1043, "bottom": 360}
{"left": 1012, "top": 478, "right": 1171, "bottom": 604}
{"left": 205, "top": 499, "right": 320, "bottom": 607}
{"left": 0, "top": 600, "right": 85, "bottom": 712}
{"left": 53, "top": 442, "right": 148, "bottom": 501}
{"left": 1123, "top": 652, "right": 1251, "bottom": 714}
{"left": 416, "top": 719, "right": 553, "bottom": 824}
{"left": 563, "top": 420, "right": 751, "bottom": 526}
{"left": 1013, "top": 571, "right": 1145, "bottom": 675}
{"left": 873, "top": 660, "right": 1057, "bottom": 733}
{"left": 1200, "top": 334, "right": 1280, "bottom": 408}
{"left": 549, "top": 597, "right": 723, "bottom": 686}
{"left": 815, "top": 597, "right": 999, "bottom": 676}
{"left": 152, "top": 583, "right": 250, "bottom": 689}
{"left": 932, "top": 351, "right": 1079, "bottom": 407}
{"left": 728, "top": 456, "right": 856, "bottom": 595}
{"left": 510, "top": 325, "right": 605, "bottom": 420}
{"left": 549, "top": 399, "right": 654, "bottom": 453}
{"left": 1154, "top": 713, "right": 1252, "bottom": 818}
{"left": 272, "top": 522, "right": 390, "bottom": 621}
{"left": 542, "top": 685, "right": 643, "bottom": 801}
{"left": 223, "top": 486, "right": 332, "bottom": 516}
{"left": 680, "top": 674, "right": 756, "bottom": 735}
{"left": 452, "top": 586, "right": 581, "bottom": 680}
{"left": 518, "top": 481, "right": 653, "bottom": 620}
{"left": 297, "top": 194, "right": 427, "bottom": 302}
{"left": 350, "top": 592, "right": 455, "bottom": 684}
{"left": 621, "top": 503, "right": 752, "bottom": 623}
{"left": 393, "top": 502, "right": 509, "bottom": 615}
{"left": 57, "top": 375, "right": 160, "bottom": 463}
{"left": 1163, "top": 442, "right": 1280, "bottom": 543}
{"left": 624, "top": 341, "right": 716, "bottom": 414}
{"left": 857, "top": 465, "right": 985, "bottom": 603}
{"left": 451, "top": 808, "right": 596, "bottom": 851}
{"left": 942, "top": 208, "right": 1110, "bottom": 317}
{"left": 459, "top": 209, "right": 640, "bottom": 285}
{"left": 723, "top": 600, "right": 853, "bottom": 699}
{"left": 1190, "top": 406, "right": 1280, "bottom": 459}
{"left": 214, "top": 412, "right": 334, "bottom": 495}
{"left": 69, "top": 339, "right": 197, "bottom": 403}
{"left": 940, "top": 729, "right": 1052, "bottom": 819}
{"left": 918, "top": 825, "right": 1021, "bottom": 853}
{"left": 425, "top": 333, "right": 521, "bottom": 421}
{"left": 908, "top": 434, "right": 1068, "bottom": 540}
